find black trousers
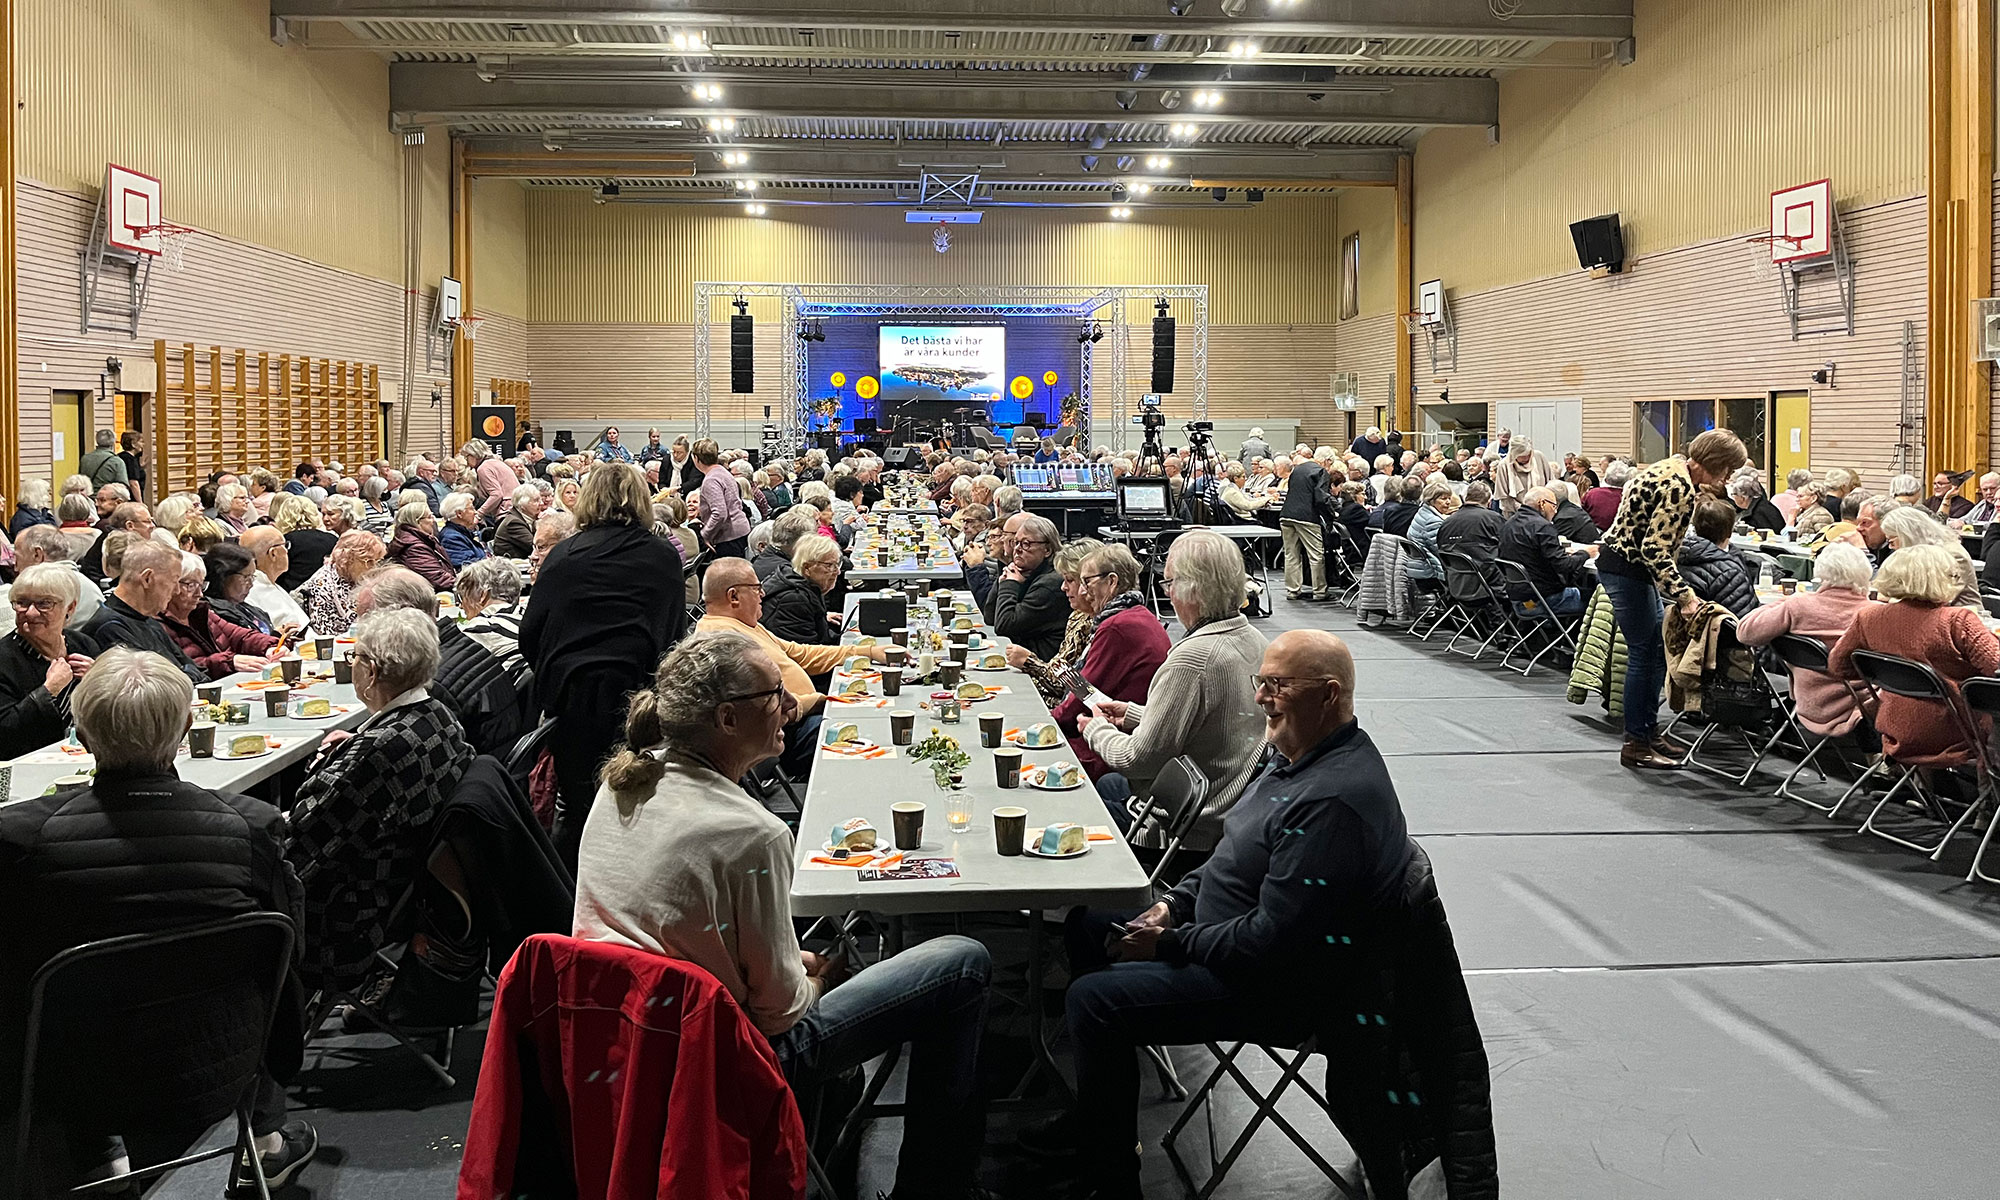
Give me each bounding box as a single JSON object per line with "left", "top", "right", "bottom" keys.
{"left": 550, "top": 667, "right": 649, "bottom": 873}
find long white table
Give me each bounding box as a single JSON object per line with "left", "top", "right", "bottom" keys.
{"left": 843, "top": 513, "right": 966, "bottom": 585}
{"left": 0, "top": 661, "right": 368, "bottom": 804}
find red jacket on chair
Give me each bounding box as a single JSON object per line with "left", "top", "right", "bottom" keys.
{"left": 458, "top": 934, "right": 809, "bottom": 1200}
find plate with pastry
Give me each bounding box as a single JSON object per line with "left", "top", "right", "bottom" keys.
{"left": 968, "top": 650, "right": 1011, "bottom": 671}
{"left": 1007, "top": 722, "right": 1063, "bottom": 749}
{"left": 218, "top": 733, "right": 279, "bottom": 761}
{"left": 823, "top": 816, "right": 883, "bottom": 855}
{"left": 1022, "top": 820, "right": 1091, "bottom": 857}
{"left": 1023, "top": 760, "right": 1086, "bottom": 790}
{"left": 287, "top": 697, "right": 352, "bottom": 720}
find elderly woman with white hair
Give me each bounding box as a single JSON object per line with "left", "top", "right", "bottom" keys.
{"left": 1878, "top": 504, "right": 1983, "bottom": 608}
{"left": 1080, "top": 529, "right": 1268, "bottom": 858}
{"left": 10, "top": 477, "right": 55, "bottom": 537}
{"left": 761, "top": 531, "right": 843, "bottom": 647}
{"left": 285, "top": 607, "right": 474, "bottom": 993}
{"left": 385, "top": 500, "right": 458, "bottom": 592}
{"left": 456, "top": 555, "right": 528, "bottom": 670}
{"left": 161, "top": 551, "right": 278, "bottom": 680}
{"left": 1772, "top": 466, "right": 1817, "bottom": 525}
{"left": 1727, "top": 473, "right": 1787, "bottom": 533}
{"left": 293, "top": 530, "right": 387, "bottom": 636}
{"left": 0, "top": 562, "right": 99, "bottom": 757}
{"left": 213, "top": 481, "right": 254, "bottom": 535}
{"left": 438, "top": 491, "right": 488, "bottom": 570}
{"left": 1737, "top": 542, "right": 1881, "bottom": 741}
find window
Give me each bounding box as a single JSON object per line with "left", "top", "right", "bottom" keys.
{"left": 1338, "top": 233, "right": 1361, "bottom": 320}
{"left": 1633, "top": 398, "right": 1767, "bottom": 466}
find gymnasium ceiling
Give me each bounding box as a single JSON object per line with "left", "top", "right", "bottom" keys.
{"left": 273, "top": 1, "right": 1635, "bottom": 209}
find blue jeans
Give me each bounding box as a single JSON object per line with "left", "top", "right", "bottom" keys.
{"left": 769, "top": 934, "right": 992, "bottom": 1197}
{"left": 1095, "top": 771, "right": 1134, "bottom": 831}
{"left": 1597, "top": 571, "right": 1666, "bottom": 740}
{"left": 1061, "top": 910, "right": 1312, "bottom": 1189}
{"left": 1513, "top": 585, "right": 1585, "bottom": 619}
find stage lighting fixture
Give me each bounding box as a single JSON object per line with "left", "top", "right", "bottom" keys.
{"left": 1145, "top": 155, "right": 1172, "bottom": 170}
{"left": 744, "top": 202, "right": 766, "bottom": 215}
{"left": 1211, "top": 187, "right": 1228, "bottom": 201}
{"left": 733, "top": 294, "right": 750, "bottom": 316}
{"left": 1133, "top": 182, "right": 1153, "bottom": 196}
{"left": 599, "top": 182, "right": 620, "bottom": 197}
{"left": 739, "top": 178, "right": 758, "bottom": 191}
{"left": 1090, "top": 322, "right": 1105, "bottom": 343}
{"left": 1246, "top": 188, "right": 1265, "bottom": 202}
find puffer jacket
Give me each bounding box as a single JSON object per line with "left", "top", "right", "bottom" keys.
{"left": 1676, "top": 533, "right": 1760, "bottom": 617}
{"left": 1318, "top": 843, "right": 1498, "bottom": 1200}
{"left": 1405, "top": 504, "right": 1445, "bottom": 580}
{"left": 436, "top": 619, "right": 534, "bottom": 758}
{"left": 1566, "top": 586, "right": 1628, "bottom": 721}
{"left": 1356, "top": 534, "right": 1414, "bottom": 623}
{"left": 389, "top": 523, "right": 459, "bottom": 591}
{"left": 759, "top": 564, "right": 836, "bottom": 647}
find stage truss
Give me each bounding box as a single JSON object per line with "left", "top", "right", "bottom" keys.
{"left": 692, "top": 282, "right": 1208, "bottom": 454}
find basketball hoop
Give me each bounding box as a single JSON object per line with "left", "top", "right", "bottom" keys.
{"left": 458, "top": 314, "right": 485, "bottom": 342}
{"left": 130, "top": 222, "right": 198, "bottom": 272}
{"left": 1400, "top": 310, "right": 1429, "bottom": 335}
{"left": 1743, "top": 231, "right": 1809, "bottom": 283}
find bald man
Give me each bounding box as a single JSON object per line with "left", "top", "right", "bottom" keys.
{"left": 79, "top": 540, "right": 208, "bottom": 683}
{"left": 1028, "top": 629, "right": 1414, "bottom": 1197}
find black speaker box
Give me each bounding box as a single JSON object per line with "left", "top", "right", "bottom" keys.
{"left": 730, "top": 314, "right": 755, "bottom": 392}
{"left": 883, "top": 445, "right": 920, "bottom": 469}
{"left": 1151, "top": 316, "right": 1176, "bottom": 393}
{"left": 856, "top": 593, "right": 909, "bottom": 636}
{"left": 1568, "top": 213, "right": 1625, "bottom": 273}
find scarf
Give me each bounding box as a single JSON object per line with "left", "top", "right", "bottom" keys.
{"left": 1093, "top": 589, "right": 1151, "bottom": 628}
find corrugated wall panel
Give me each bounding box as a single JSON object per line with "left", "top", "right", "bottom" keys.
{"left": 473, "top": 312, "right": 531, "bottom": 397}
{"left": 1331, "top": 313, "right": 1399, "bottom": 447}
{"left": 473, "top": 178, "right": 530, "bottom": 320}
{"left": 1414, "top": 0, "right": 1923, "bottom": 294}
{"left": 527, "top": 193, "right": 1340, "bottom": 326}
{"left": 1419, "top": 197, "right": 1925, "bottom": 493}
{"left": 19, "top": 0, "right": 405, "bottom": 281}
{"left": 16, "top": 182, "right": 446, "bottom": 490}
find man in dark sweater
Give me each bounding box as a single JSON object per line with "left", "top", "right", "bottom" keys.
{"left": 78, "top": 540, "right": 207, "bottom": 684}
{"left": 1496, "top": 487, "right": 1594, "bottom": 616}
{"left": 1023, "top": 630, "right": 1411, "bottom": 1199}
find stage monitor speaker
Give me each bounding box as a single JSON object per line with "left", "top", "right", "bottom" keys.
{"left": 883, "top": 445, "right": 920, "bottom": 469}
{"left": 730, "top": 314, "right": 755, "bottom": 392}
{"left": 1151, "top": 316, "right": 1176, "bottom": 393}
{"left": 1568, "top": 213, "right": 1625, "bottom": 274}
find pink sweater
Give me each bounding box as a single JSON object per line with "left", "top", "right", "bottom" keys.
{"left": 1735, "top": 588, "right": 1878, "bottom": 736}
{"left": 1828, "top": 601, "right": 2000, "bottom": 764}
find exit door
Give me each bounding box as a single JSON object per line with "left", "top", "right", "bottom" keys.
{"left": 1495, "top": 398, "right": 1583, "bottom": 459}
{"left": 1772, "top": 391, "right": 1810, "bottom": 491}
{"left": 50, "top": 391, "right": 86, "bottom": 486}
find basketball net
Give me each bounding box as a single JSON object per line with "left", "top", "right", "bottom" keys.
{"left": 131, "top": 223, "right": 198, "bottom": 272}
{"left": 459, "top": 314, "right": 485, "bottom": 342}
{"left": 1742, "top": 232, "right": 1808, "bottom": 284}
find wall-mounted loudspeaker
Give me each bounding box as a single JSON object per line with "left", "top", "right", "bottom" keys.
{"left": 1151, "top": 316, "right": 1176, "bottom": 393}
{"left": 730, "top": 314, "right": 755, "bottom": 393}
{"left": 1569, "top": 213, "right": 1625, "bottom": 274}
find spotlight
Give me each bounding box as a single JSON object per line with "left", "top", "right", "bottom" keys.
{"left": 1228, "top": 41, "right": 1260, "bottom": 57}
{"left": 1246, "top": 188, "right": 1264, "bottom": 202}
{"left": 744, "top": 202, "right": 766, "bottom": 215}
{"left": 721, "top": 151, "right": 747, "bottom": 167}
{"left": 1191, "top": 90, "right": 1223, "bottom": 108}
{"left": 671, "top": 32, "right": 688, "bottom": 50}
{"left": 1211, "top": 187, "right": 1228, "bottom": 202}
{"left": 1110, "top": 206, "right": 1132, "bottom": 219}
{"left": 1145, "top": 155, "right": 1172, "bottom": 170}
{"left": 739, "top": 178, "right": 757, "bottom": 191}
{"left": 1090, "top": 322, "right": 1105, "bottom": 343}
{"left": 714, "top": 117, "right": 736, "bottom": 131}
{"left": 1168, "top": 123, "right": 1197, "bottom": 139}
{"left": 693, "top": 82, "right": 723, "bottom": 101}
{"left": 1133, "top": 182, "right": 1153, "bottom": 196}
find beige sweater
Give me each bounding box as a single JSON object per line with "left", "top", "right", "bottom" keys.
{"left": 572, "top": 757, "right": 815, "bottom": 1037}
{"left": 1083, "top": 614, "right": 1269, "bottom": 850}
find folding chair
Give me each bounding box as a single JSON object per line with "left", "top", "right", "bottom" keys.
{"left": 502, "top": 716, "right": 557, "bottom": 795}
{"left": 1494, "top": 559, "right": 1584, "bottom": 675}
{"left": 1844, "top": 651, "right": 1992, "bottom": 860}
{"left": 1117, "top": 757, "right": 1211, "bottom": 1102}
{"left": 1777, "top": 554, "right": 1815, "bottom": 584}
{"left": 1952, "top": 677, "right": 2000, "bottom": 885}
{"left": 1668, "top": 618, "right": 1784, "bottom": 781}
{"left": 6, "top": 913, "right": 295, "bottom": 1200}
{"left": 1161, "top": 1035, "right": 1364, "bottom": 1200}
{"left": 1760, "top": 634, "right": 1875, "bottom": 806}
{"left": 1136, "top": 528, "right": 1184, "bottom": 618}
{"left": 1437, "top": 548, "right": 1506, "bottom": 660}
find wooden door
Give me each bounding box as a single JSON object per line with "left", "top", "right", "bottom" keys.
{"left": 50, "top": 392, "right": 85, "bottom": 486}
{"left": 1772, "top": 390, "right": 1810, "bottom": 489}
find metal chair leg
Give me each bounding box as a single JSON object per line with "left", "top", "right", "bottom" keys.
{"left": 1144, "top": 1044, "right": 1189, "bottom": 1101}
{"left": 1859, "top": 770, "right": 1989, "bottom": 860}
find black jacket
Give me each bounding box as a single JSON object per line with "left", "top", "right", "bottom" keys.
{"left": 1739, "top": 497, "right": 1787, "bottom": 533}
{"left": 1552, "top": 500, "right": 1602, "bottom": 545}
{"left": 436, "top": 619, "right": 535, "bottom": 757}
{"left": 991, "top": 558, "right": 1069, "bottom": 659}
{"left": 760, "top": 564, "right": 836, "bottom": 647}
{"left": 750, "top": 546, "right": 792, "bottom": 585}
{"left": 0, "top": 630, "right": 100, "bottom": 760}
{"left": 1495, "top": 508, "right": 1589, "bottom": 602}
{"left": 1980, "top": 524, "right": 2000, "bottom": 591}
{"left": 492, "top": 509, "right": 536, "bottom": 559}
{"left": 1280, "top": 461, "right": 1336, "bottom": 524}
{"left": 520, "top": 521, "right": 686, "bottom": 716}
{"left": 279, "top": 528, "right": 339, "bottom": 591}
{"left": 78, "top": 594, "right": 207, "bottom": 684}
{"left": 1436, "top": 505, "right": 1506, "bottom": 604}
{"left": 430, "top": 756, "right": 573, "bottom": 974}
{"left": 0, "top": 767, "right": 305, "bottom": 1112}
{"left": 1677, "top": 534, "right": 1760, "bottom": 616}
{"left": 1331, "top": 498, "right": 1373, "bottom": 563}
{"left": 1370, "top": 500, "right": 1418, "bottom": 538}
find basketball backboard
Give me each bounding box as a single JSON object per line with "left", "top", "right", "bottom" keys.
{"left": 437, "top": 276, "right": 463, "bottom": 326}
{"left": 103, "top": 164, "right": 163, "bottom": 257}
{"left": 1417, "top": 279, "right": 1445, "bottom": 326}
{"left": 1769, "top": 180, "right": 1832, "bottom": 263}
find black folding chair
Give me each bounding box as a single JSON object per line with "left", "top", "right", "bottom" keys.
{"left": 1953, "top": 677, "right": 2000, "bottom": 885}
{"left": 1161, "top": 1035, "right": 1363, "bottom": 1200}
{"left": 1119, "top": 756, "right": 1211, "bottom": 1102}
{"left": 502, "top": 716, "right": 557, "bottom": 796}
{"left": 1494, "top": 559, "right": 1584, "bottom": 675}
{"left": 7, "top": 913, "right": 295, "bottom": 1200}
{"left": 1759, "top": 634, "right": 1875, "bottom": 806}
{"left": 1437, "top": 548, "right": 1505, "bottom": 659}
{"left": 1844, "top": 651, "right": 1991, "bottom": 859}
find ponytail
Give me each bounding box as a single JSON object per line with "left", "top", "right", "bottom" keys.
{"left": 601, "top": 688, "right": 668, "bottom": 795}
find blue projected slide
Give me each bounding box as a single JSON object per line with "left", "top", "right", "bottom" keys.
{"left": 878, "top": 325, "right": 1006, "bottom": 407}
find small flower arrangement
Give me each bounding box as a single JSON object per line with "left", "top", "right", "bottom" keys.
{"left": 910, "top": 726, "right": 970, "bottom": 789}
{"left": 808, "top": 397, "right": 842, "bottom": 420}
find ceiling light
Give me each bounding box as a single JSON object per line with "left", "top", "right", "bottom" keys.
{"left": 1133, "top": 182, "right": 1153, "bottom": 195}
{"left": 1145, "top": 155, "right": 1172, "bottom": 170}
{"left": 693, "top": 82, "right": 723, "bottom": 101}
{"left": 745, "top": 202, "right": 766, "bottom": 215}
{"left": 1169, "top": 123, "right": 1198, "bottom": 139}
{"left": 721, "top": 151, "right": 747, "bottom": 166}
{"left": 1192, "top": 90, "right": 1223, "bottom": 108}
{"left": 1229, "top": 41, "right": 1260, "bottom": 57}
{"left": 1111, "top": 206, "right": 1132, "bottom": 219}
{"left": 671, "top": 33, "right": 689, "bottom": 50}
{"left": 740, "top": 178, "right": 757, "bottom": 191}
{"left": 714, "top": 116, "right": 736, "bottom": 132}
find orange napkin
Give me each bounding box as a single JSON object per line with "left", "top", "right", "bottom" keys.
{"left": 821, "top": 743, "right": 894, "bottom": 760}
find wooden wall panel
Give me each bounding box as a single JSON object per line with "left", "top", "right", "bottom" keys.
{"left": 15, "top": 181, "right": 448, "bottom": 491}
{"left": 472, "top": 311, "right": 530, "bottom": 403}
{"left": 1416, "top": 196, "right": 1925, "bottom": 492}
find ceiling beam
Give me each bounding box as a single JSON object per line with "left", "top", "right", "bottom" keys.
{"left": 391, "top": 61, "right": 1497, "bottom": 129}
{"left": 274, "top": 0, "right": 1633, "bottom": 44}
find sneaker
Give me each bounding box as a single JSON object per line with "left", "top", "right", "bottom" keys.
{"left": 229, "top": 1120, "right": 318, "bottom": 1196}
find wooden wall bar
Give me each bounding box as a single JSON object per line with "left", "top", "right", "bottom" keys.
{"left": 490, "top": 376, "right": 531, "bottom": 432}
{"left": 151, "top": 339, "right": 380, "bottom": 496}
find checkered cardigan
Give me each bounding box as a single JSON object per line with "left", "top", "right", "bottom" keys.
{"left": 285, "top": 694, "right": 474, "bottom": 991}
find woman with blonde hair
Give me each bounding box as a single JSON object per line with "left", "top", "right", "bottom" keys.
{"left": 653, "top": 492, "right": 700, "bottom": 604}
{"left": 522, "top": 462, "right": 688, "bottom": 868}
{"left": 177, "top": 515, "right": 231, "bottom": 554}
{"left": 1830, "top": 543, "right": 2000, "bottom": 765}
{"left": 272, "top": 491, "right": 337, "bottom": 588}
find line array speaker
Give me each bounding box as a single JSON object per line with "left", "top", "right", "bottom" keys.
{"left": 731, "top": 314, "right": 755, "bottom": 393}
{"left": 1151, "top": 316, "right": 1176, "bottom": 393}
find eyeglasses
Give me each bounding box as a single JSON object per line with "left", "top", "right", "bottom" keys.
{"left": 1016, "top": 538, "right": 1048, "bottom": 550}
{"left": 175, "top": 578, "right": 203, "bottom": 592}
{"left": 720, "top": 683, "right": 788, "bottom": 708}
{"left": 1160, "top": 574, "right": 1179, "bottom": 591}
{"left": 1251, "top": 674, "right": 1338, "bottom": 696}
{"left": 11, "top": 597, "right": 62, "bottom": 613}
{"left": 1077, "top": 571, "right": 1114, "bottom": 587}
